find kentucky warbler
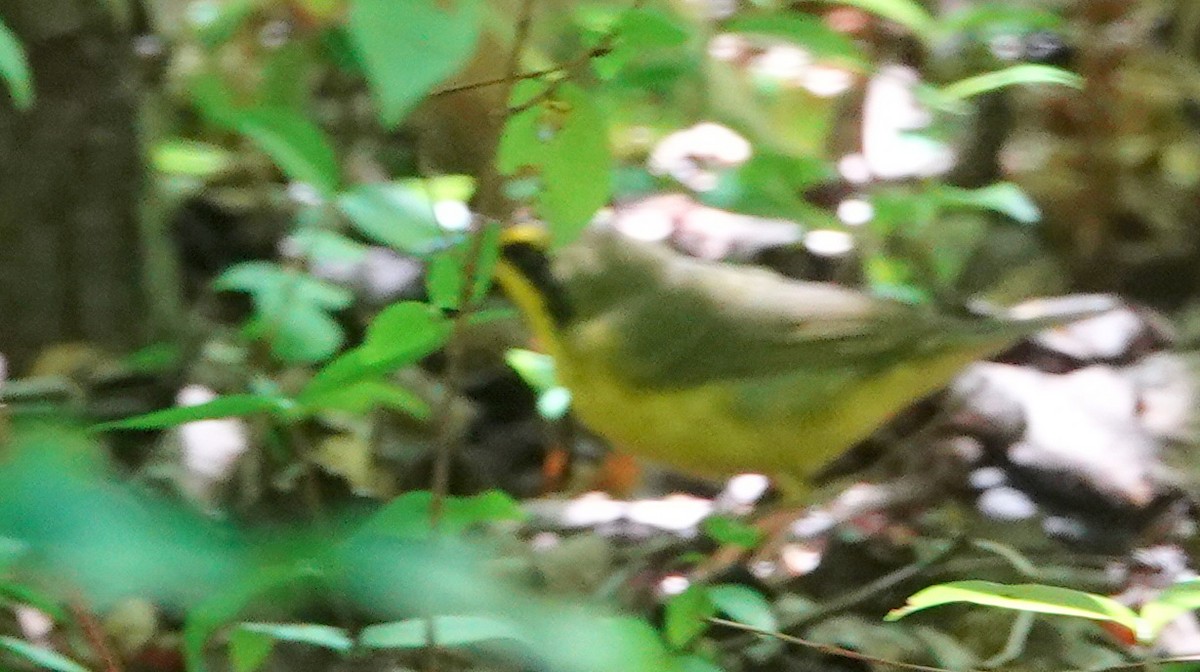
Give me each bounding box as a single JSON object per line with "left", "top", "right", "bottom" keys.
{"left": 494, "top": 224, "right": 1115, "bottom": 490}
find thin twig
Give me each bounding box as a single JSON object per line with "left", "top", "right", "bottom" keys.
{"left": 712, "top": 618, "right": 1200, "bottom": 672}
{"left": 428, "top": 0, "right": 538, "bottom": 529}
{"left": 68, "top": 598, "right": 123, "bottom": 672}
{"left": 424, "top": 4, "right": 538, "bottom": 669}
{"left": 710, "top": 617, "right": 969, "bottom": 672}
{"left": 790, "top": 536, "right": 967, "bottom": 629}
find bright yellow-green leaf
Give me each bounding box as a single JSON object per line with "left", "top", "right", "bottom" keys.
{"left": 0, "top": 17, "right": 32, "bottom": 110}
{"left": 938, "top": 64, "right": 1083, "bottom": 102}
{"left": 886, "top": 581, "right": 1140, "bottom": 632}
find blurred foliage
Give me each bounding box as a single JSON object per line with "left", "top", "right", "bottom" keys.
{"left": 1, "top": 1, "right": 1194, "bottom": 672}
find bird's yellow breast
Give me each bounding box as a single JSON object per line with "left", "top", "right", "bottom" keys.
{"left": 556, "top": 343, "right": 980, "bottom": 484}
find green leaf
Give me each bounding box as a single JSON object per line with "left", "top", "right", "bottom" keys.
{"left": 886, "top": 581, "right": 1140, "bottom": 633}
{"left": 725, "top": 14, "right": 868, "bottom": 70}
{"left": 937, "top": 3, "right": 1064, "bottom": 38}
{"left": 189, "top": 71, "right": 240, "bottom": 127}
{"left": 815, "top": 0, "right": 936, "bottom": 43}
{"left": 427, "top": 223, "right": 502, "bottom": 310}
{"left": 260, "top": 299, "right": 346, "bottom": 364}
{"left": 336, "top": 183, "right": 446, "bottom": 254}
{"left": 937, "top": 64, "right": 1083, "bottom": 102}
{"left": 121, "top": 342, "right": 184, "bottom": 373}
{"left": 184, "top": 564, "right": 320, "bottom": 672}
{"left": 664, "top": 586, "right": 716, "bottom": 649}
{"left": 215, "top": 262, "right": 351, "bottom": 363}
{"left": 300, "top": 302, "right": 451, "bottom": 404}
{"left": 708, "top": 585, "right": 776, "bottom": 632}
{"left": 229, "top": 629, "right": 275, "bottom": 672}
{"left": 616, "top": 8, "right": 689, "bottom": 48}
{"left": 216, "top": 262, "right": 353, "bottom": 311}
{"left": 505, "top": 349, "right": 557, "bottom": 391}
{"left": 701, "top": 516, "right": 763, "bottom": 549}
{"left": 497, "top": 81, "right": 554, "bottom": 174}
{"left": 935, "top": 183, "right": 1041, "bottom": 224}
{"left": 290, "top": 228, "right": 371, "bottom": 265}
{"left": 0, "top": 16, "right": 34, "bottom": 110}
{"left": 399, "top": 174, "right": 476, "bottom": 203}
{"left": 594, "top": 8, "right": 691, "bottom": 79}
{"left": 233, "top": 108, "right": 340, "bottom": 196}
{"left": 363, "top": 490, "right": 527, "bottom": 539}
{"left": 1138, "top": 580, "right": 1200, "bottom": 643}
{"left": 151, "top": 139, "right": 237, "bottom": 177}
{"left": 541, "top": 84, "right": 613, "bottom": 247}
{"left": 307, "top": 380, "right": 432, "bottom": 420}
{"left": 0, "top": 636, "right": 88, "bottom": 672}
{"left": 0, "top": 579, "right": 67, "bottom": 621}
{"left": 260, "top": 42, "right": 314, "bottom": 111}
{"left": 360, "top": 615, "right": 525, "bottom": 649}
{"left": 239, "top": 623, "right": 353, "bottom": 652}
{"left": 359, "top": 301, "right": 452, "bottom": 365}
{"left": 348, "top": 0, "right": 482, "bottom": 128}
{"left": 92, "top": 394, "right": 287, "bottom": 431}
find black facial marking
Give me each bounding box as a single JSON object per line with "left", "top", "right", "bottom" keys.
{"left": 500, "top": 241, "right": 575, "bottom": 327}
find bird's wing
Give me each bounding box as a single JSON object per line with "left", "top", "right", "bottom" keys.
{"left": 560, "top": 232, "right": 930, "bottom": 390}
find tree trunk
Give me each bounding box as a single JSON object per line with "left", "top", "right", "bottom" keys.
{"left": 0, "top": 0, "right": 147, "bottom": 374}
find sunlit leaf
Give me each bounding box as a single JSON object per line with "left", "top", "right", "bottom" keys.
{"left": 93, "top": 394, "right": 287, "bottom": 431}
{"left": 936, "top": 182, "right": 1041, "bottom": 224}
{"left": 239, "top": 623, "right": 353, "bottom": 651}
{"left": 337, "top": 183, "right": 445, "bottom": 254}
{"left": 0, "top": 16, "right": 32, "bottom": 110}
{"left": 505, "top": 349, "right": 558, "bottom": 392}
{"left": 1137, "top": 580, "right": 1200, "bottom": 643}
{"left": 233, "top": 108, "right": 340, "bottom": 197}
{"left": 289, "top": 228, "right": 370, "bottom": 265}
{"left": 938, "top": 64, "right": 1082, "bottom": 102}
{"left": 151, "top": 139, "right": 237, "bottom": 177}
{"left": 399, "top": 174, "right": 476, "bottom": 203}
{"left": 886, "top": 580, "right": 1140, "bottom": 632}
{"left": 0, "top": 636, "right": 87, "bottom": 672}
{"left": 361, "top": 615, "right": 525, "bottom": 648}
{"left": 348, "top": 0, "right": 482, "bottom": 127}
